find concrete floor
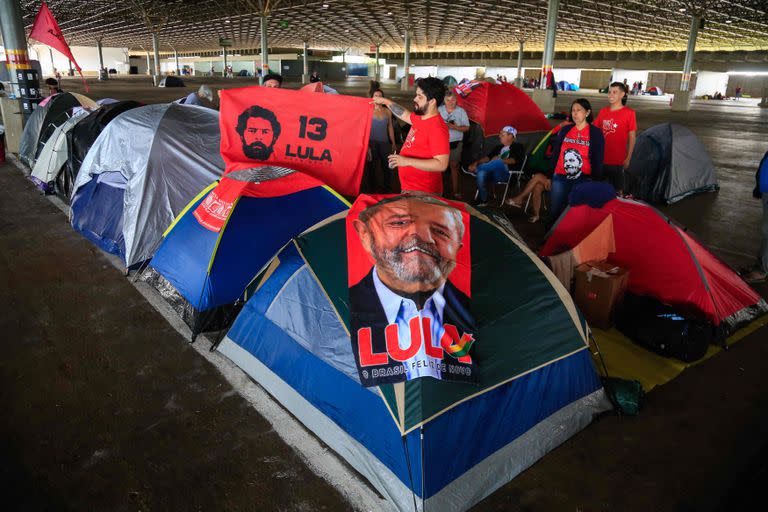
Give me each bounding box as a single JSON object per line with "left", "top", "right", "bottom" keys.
{"left": 2, "top": 75, "right": 768, "bottom": 511}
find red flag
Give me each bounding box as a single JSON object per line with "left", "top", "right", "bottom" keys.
{"left": 220, "top": 86, "right": 373, "bottom": 196}
{"left": 29, "top": 2, "right": 84, "bottom": 76}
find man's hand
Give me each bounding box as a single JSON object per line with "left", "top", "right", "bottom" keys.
{"left": 468, "top": 162, "right": 478, "bottom": 173}
{"left": 371, "top": 96, "right": 391, "bottom": 107}
{"left": 388, "top": 153, "right": 406, "bottom": 169}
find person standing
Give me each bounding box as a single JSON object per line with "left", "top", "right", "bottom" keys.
{"left": 735, "top": 86, "right": 743, "bottom": 101}
{"left": 745, "top": 151, "right": 768, "bottom": 283}
{"left": 367, "top": 88, "right": 397, "bottom": 192}
{"left": 547, "top": 99, "right": 604, "bottom": 227}
{"left": 594, "top": 81, "right": 637, "bottom": 194}
{"left": 438, "top": 89, "right": 470, "bottom": 198}
{"left": 372, "top": 77, "right": 449, "bottom": 195}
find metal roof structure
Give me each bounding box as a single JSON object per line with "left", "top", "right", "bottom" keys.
{"left": 9, "top": 0, "right": 768, "bottom": 53}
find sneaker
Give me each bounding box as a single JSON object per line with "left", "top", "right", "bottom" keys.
{"left": 505, "top": 198, "right": 522, "bottom": 208}
{"left": 528, "top": 215, "right": 540, "bottom": 223}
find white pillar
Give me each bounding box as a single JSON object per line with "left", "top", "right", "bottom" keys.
{"left": 401, "top": 30, "right": 411, "bottom": 91}
{"left": 145, "top": 51, "right": 151, "bottom": 76}
{"left": 680, "top": 16, "right": 700, "bottom": 92}
{"left": 515, "top": 40, "right": 524, "bottom": 87}
{"left": 260, "top": 14, "right": 269, "bottom": 82}
{"left": 540, "top": 0, "right": 559, "bottom": 90}
{"left": 151, "top": 32, "right": 161, "bottom": 85}
{"left": 375, "top": 44, "right": 380, "bottom": 81}
{"left": 174, "top": 50, "right": 180, "bottom": 75}
{"left": 302, "top": 41, "right": 309, "bottom": 84}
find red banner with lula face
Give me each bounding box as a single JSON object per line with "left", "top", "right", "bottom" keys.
{"left": 219, "top": 86, "right": 373, "bottom": 196}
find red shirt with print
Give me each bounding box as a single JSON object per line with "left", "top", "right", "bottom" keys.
{"left": 399, "top": 114, "right": 450, "bottom": 194}
{"left": 594, "top": 106, "right": 637, "bottom": 166}
{"left": 555, "top": 125, "right": 592, "bottom": 179}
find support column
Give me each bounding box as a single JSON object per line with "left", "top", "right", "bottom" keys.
{"left": 222, "top": 47, "right": 228, "bottom": 77}
{"left": 302, "top": 41, "right": 309, "bottom": 84}
{"left": 174, "top": 50, "right": 180, "bottom": 75}
{"left": 0, "top": 0, "right": 33, "bottom": 141}
{"left": 533, "top": 0, "right": 559, "bottom": 113}
{"left": 672, "top": 15, "right": 700, "bottom": 112}
{"left": 145, "top": 51, "right": 151, "bottom": 76}
{"left": 401, "top": 30, "right": 411, "bottom": 91}
{"left": 96, "top": 39, "right": 106, "bottom": 80}
{"left": 260, "top": 14, "right": 269, "bottom": 82}
{"left": 49, "top": 48, "right": 56, "bottom": 76}
{"left": 151, "top": 32, "right": 161, "bottom": 85}
{"left": 374, "top": 44, "right": 380, "bottom": 81}
{"left": 515, "top": 40, "right": 524, "bottom": 88}
{"left": 0, "top": 0, "right": 31, "bottom": 97}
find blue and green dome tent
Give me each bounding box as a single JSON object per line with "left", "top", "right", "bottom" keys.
{"left": 140, "top": 167, "right": 349, "bottom": 338}
{"left": 215, "top": 204, "right": 611, "bottom": 511}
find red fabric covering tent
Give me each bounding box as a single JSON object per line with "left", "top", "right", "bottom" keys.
{"left": 541, "top": 198, "right": 768, "bottom": 334}
{"left": 455, "top": 81, "right": 550, "bottom": 135}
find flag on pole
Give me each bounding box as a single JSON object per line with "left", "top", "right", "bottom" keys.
{"left": 29, "top": 1, "right": 88, "bottom": 90}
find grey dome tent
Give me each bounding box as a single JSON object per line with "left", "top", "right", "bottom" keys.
{"left": 18, "top": 92, "right": 97, "bottom": 168}
{"left": 30, "top": 110, "right": 89, "bottom": 194}
{"left": 626, "top": 123, "right": 719, "bottom": 204}
{"left": 70, "top": 103, "right": 225, "bottom": 268}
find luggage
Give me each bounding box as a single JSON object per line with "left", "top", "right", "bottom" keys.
{"left": 616, "top": 293, "right": 721, "bottom": 363}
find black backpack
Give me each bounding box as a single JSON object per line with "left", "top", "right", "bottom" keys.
{"left": 615, "top": 294, "right": 723, "bottom": 363}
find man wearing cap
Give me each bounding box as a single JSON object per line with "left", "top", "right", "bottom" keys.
{"left": 180, "top": 85, "right": 214, "bottom": 106}
{"left": 467, "top": 126, "right": 525, "bottom": 206}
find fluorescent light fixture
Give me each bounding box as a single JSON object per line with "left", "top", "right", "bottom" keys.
{"left": 679, "top": 8, "right": 686, "bottom": 12}
{"left": 725, "top": 20, "right": 732, "bottom": 24}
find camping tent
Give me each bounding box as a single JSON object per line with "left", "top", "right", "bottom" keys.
{"left": 300, "top": 82, "right": 339, "bottom": 94}
{"left": 216, "top": 204, "right": 611, "bottom": 512}
{"left": 67, "top": 100, "right": 144, "bottom": 189}
{"left": 70, "top": 103, "right": 225, "bottom": 268}
{"left": 442, "top": 75, "right": 458, "bottom": 87}
{"left": 29, "top": 110, "right": 89, "bottom": 194}
{"left": 159, "top": 76, "right": 184, "bottom": 87}
{"left": 626, "top": 123, "right": 719, "bottom": 204}
{"left": 140, "top": 167, "right": 349, "bottom": 337}
{"left": 541, "top": 197, "right": 768, "bottom": 335}
{"left": 648, "top": 86, "right": 662, "bottom": 95}
{"left": 455, "top": 81, "right": 551, "bottom": 135}
{"left": 18, "top": 92, "right": 97, "bottom": 168}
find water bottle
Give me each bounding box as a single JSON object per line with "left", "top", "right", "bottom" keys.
{"left": 388, "top": 150, "right": 398, "bottom": 169}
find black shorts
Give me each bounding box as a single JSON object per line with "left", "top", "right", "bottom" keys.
{"left": 602, "top": 165, "right": 625, "bottom": 191}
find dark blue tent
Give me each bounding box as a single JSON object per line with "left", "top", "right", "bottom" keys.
{"left": 140, "top": 168, "right": 349, "bottom": 337}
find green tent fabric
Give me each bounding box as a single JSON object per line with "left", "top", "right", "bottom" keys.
{"left": 292, "top": 207, "right": 595, "bottom": 433}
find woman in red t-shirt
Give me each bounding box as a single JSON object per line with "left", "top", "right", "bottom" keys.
{"left": 593, "top": 82, "right": 637, "bottom": 194}
{"left": 547, "top": 99, "right": 605, "bottom": 228}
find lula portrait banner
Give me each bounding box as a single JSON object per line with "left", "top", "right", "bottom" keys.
{"left": 219, "top": 86, "right": 373, "bottom": 196}
{"left": 346, "top": 193, "right": 478, "bottom": 387}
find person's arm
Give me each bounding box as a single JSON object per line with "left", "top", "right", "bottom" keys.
{"left": 372, "top": 97, "right": 412, "bottom": 124}
{"left": 449, "top": 109, "right": 471, "bottom": 133}
{"left": 390, "top": 153, "right": 449, "bottom": 173}
{"left": 550, "top": 128, "right": 566, "bottom": 172}
{"left": 447, "top": 122, "right": 469, "bottom": 133}
{"left": 387, "top": 113, "right": 396, "bottom": 149}
{"left": 624, "top": 130, "right": 637, "bottom": 169}
{"left": 503, "top": 144, "right": 526, "bottom": 167}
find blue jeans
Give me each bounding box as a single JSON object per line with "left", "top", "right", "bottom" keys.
{"left": 475, "top": 159, "right": 509, "bottom": 202}
{"left": 548, "top": 174, "right": 589, "bottom": 228}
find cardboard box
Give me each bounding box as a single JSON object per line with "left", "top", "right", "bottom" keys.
{"left": 573, "top": 261, "right": 629, "bottom": 330}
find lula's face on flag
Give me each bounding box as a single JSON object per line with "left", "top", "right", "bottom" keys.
{"left": 346, "top": 193, "right": 477, "bottom": 387}
{"left": 220, "top": 86, "right": 373, "bottom": 196}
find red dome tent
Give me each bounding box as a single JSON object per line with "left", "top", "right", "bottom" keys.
{"left": 540, "top": 198, "right": 768, "bottom": 334}
{"left": 455, "top": 81, "right": 551, "bottom": 135}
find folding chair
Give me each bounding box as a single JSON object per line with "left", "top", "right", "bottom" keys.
{"left": 461, "top": 153, "right": 529, "bottom": 206}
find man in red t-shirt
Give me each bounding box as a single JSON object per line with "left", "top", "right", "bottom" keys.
{"left": 594, "top": 82, "right": 637, "bottom": 194}
{"left": 372, "top": 77, "right": 449, "bottom": 195}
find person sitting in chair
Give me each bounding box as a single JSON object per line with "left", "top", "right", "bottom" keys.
{"left": 466, "top": 126, "right": 525, "bottom": 207}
